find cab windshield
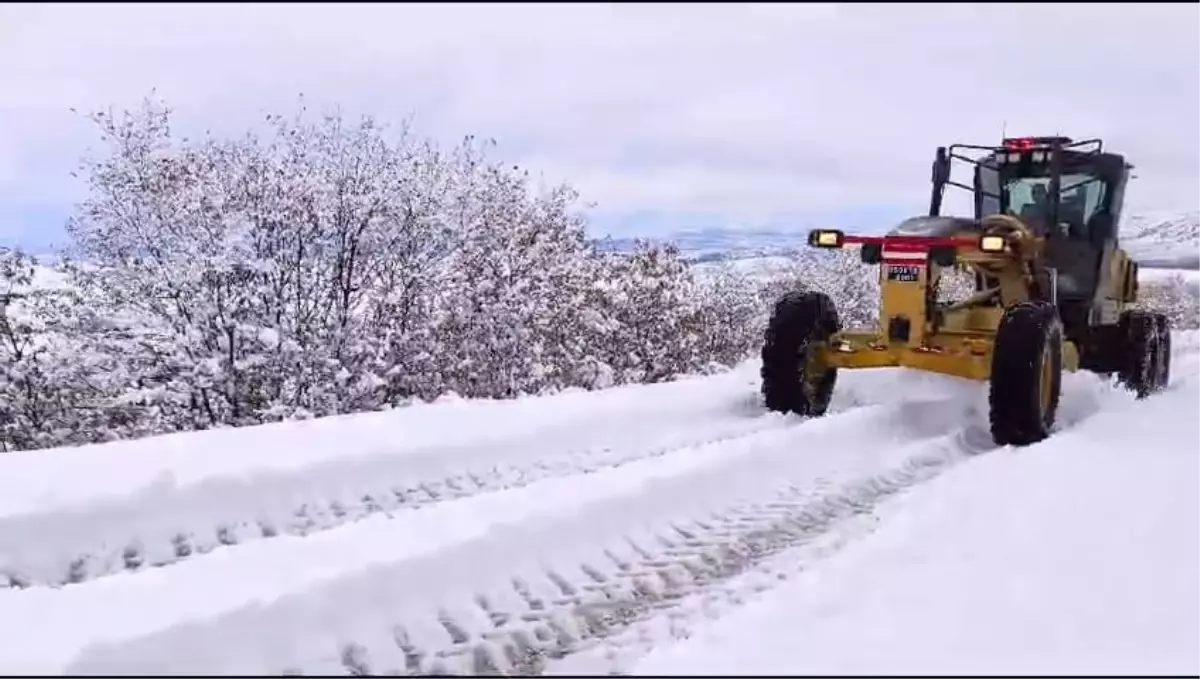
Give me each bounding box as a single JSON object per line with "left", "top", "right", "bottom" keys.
{"left": 1004, "top": 173, "right": 1108, "bottom": 229}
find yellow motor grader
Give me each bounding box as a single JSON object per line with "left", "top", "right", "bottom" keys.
{"left": 761, "top": 136, "right": 1171, "bottom": 446}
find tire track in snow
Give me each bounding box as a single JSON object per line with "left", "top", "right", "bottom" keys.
{"left": 0, "top": 367, "right": 934, "bottom": 590}
{"left": 63, "top": 366, "right": 1133, "bottom": 676}
{"left": 0, "top": 417, "right": 791, "bottom": 590}
{"left": 62, "top": 391, "right": 1001, "bottom": 675}
{"left": 545, "top": 428, "right": 995, "bottom": 676}
{"left": 545, "top": 366, "right": 1168, "bottom": 675}
{"left": 0, "top": 380, "right": 905, "bottom": 590}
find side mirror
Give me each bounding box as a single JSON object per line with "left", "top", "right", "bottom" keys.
{"left": 931, "top": 147, "right": 950, "bottom": 185}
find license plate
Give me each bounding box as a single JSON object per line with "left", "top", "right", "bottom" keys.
{"left": 886, "top": 264, "right": 922, "bottom": 282}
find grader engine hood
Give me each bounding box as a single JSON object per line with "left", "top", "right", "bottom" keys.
{"left": 887, "top": 215, "right": 982, "bottom": 239}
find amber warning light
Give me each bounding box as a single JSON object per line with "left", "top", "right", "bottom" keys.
{"left": 979, "top": 235, "right": 1007, "bottom": 253}
{"left": 808, "top": 229, "right": 845, "bottom": 248}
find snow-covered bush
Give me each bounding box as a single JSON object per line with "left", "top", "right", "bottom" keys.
{"left": 4, "top": 96, "right": 811, "bottom": 450}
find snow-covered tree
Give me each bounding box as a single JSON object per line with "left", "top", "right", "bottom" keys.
{"left": 690, "top": 262, "right": 765, "bottom": 368}
{"left": 5, "top": 94, "right": 723, "bottom": 449}
{"left": 584, "top": 241, "right": 705, "bottom": 384}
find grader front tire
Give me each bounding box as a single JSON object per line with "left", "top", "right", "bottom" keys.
{"left": 988, "top": 301, "right": 1064, "bottom": 447}
{"left": 760, "top": 291, "right": 840, "bottom": 417}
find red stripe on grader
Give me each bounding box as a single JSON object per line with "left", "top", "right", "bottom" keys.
{"left": 842, "top": 235, "right": 978, "bottom": 251}
{"left": 842, "top": 235, "right": 979, "bottom": 268}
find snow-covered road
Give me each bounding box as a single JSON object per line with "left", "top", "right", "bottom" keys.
{"left": 1, "top": 334, "right": 1196, "bottom": 675}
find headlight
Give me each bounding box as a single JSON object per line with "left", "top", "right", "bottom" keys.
{"left": 808, "top": 229, "right": 845, "bottom": 248}
{"left": 979, "top": 235, "right": 1007, "bottom": 253}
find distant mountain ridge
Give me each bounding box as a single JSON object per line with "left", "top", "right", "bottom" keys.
{"left": 596, "top": 227, "right": 810, "bottom": 263}
{"left": 598, "top": 210, "right": 1200, "bottom": 269}
{"left": 15, "top": 212, "right": 1198, "bottom": 283}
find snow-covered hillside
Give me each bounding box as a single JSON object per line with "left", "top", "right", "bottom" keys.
{"left": 600, "top": 227, "right": 809, "bottom": 262}
{"left": 1121, "top": 210, "right": 1200, "bottom": 268}
{"left": 0, "top": 333, "right": 1195, "bottom": 675}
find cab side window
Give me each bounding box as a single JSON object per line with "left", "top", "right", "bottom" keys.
{"left": 1060, "top": 177, "right": 1109, "bottom": 239}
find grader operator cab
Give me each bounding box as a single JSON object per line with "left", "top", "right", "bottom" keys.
{"left": 761, "top": 136, "right": 1171, "bottom": 447}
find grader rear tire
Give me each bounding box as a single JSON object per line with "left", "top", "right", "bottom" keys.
{"left": 988, "top": 301, "right": 1064, "bottom": 447}
{"left": 1154, "top": 313, "right": 1172, "bottom": 390}
{"left": 1118, "top": 309, "right": 1166, "bottom": 398}
{"left": 760, "top": 291, "right": 840, "bottom": 417}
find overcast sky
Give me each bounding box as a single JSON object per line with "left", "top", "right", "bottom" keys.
{"left": 1, "top": 2, "right": 1197, "bottom": 249}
